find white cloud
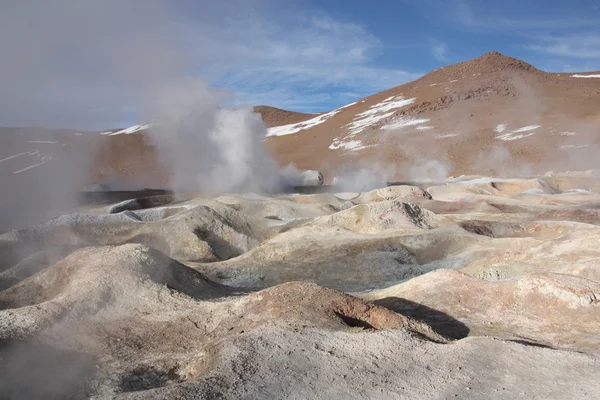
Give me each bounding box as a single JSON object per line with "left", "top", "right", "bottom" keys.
{"left": 430, "top": 40, "right": 449, "bottom": 61}
{"left": 189, "top": 13, "right": 422, "bottom": 112}
{"left": 528, "top": 35, "right": 600, "bottom": 59}
{"left": 424, "top": 0, "right": 600, "bottom": 69}
{"left": 0, "top": 1, "right": 421, "bottom": 129}
{"left": 450, "top": 0, "right": 600, "bottom": 32}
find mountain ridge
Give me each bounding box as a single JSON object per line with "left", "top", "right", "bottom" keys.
{"left": 1, "top": 51, "right": 600, "bottom": 227}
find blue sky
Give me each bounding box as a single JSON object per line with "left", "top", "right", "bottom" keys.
{"left": 1, "top": 0, "right": 599, "bottom": 129}
{"left": 204, "top": 0, "right": 600, "bottom": 113}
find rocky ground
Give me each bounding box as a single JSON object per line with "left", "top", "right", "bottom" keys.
{"left": 1, "top": 171, "right": 600, "bottom": 398}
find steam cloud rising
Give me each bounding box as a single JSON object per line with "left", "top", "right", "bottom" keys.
{"left": 0, "top": 2, "right": 298, "bottom": 395}
{"left": 142, "top": 79, "right": 286, "bottom": 193}
{"left": 0, "top": 0, "right": 302, "bottom": 229}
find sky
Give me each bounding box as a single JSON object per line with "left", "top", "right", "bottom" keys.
{"left": 1, "top": 0, "right": 599, "bottom": 129}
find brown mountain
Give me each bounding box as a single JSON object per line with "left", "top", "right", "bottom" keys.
{"left": 253, "top": 106, "right": 316, "bottom": 128}
{"left": 1, "top": 51, "right": 599, "bottom": 228}
{"left": 265, "top": 51, "right": 600, "bottom": 179}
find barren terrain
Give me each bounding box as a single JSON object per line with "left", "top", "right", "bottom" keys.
{"left": 1, "top": 51, "right": 600, "bottom": 399}
{"left": 2, "top": 172, "right": 600, "bottom": 398}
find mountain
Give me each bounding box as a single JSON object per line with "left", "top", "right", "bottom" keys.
{"left": 1, "top": 51, "right": 599, "bottom": 228}
{"left": 253, "top": 106, "right": 316, "bottom": 128}
{"left": 264, "top": 51, "right": 600, "bottom": 179}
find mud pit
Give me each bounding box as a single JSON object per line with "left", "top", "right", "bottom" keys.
{"left": 2, "top": 173, "right": 600, "bottom": 399}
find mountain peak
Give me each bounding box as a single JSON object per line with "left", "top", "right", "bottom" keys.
{"left": 469, "top": 51, "right": 538, "bottom": 72}
{"left": 481, "top": 51, "right": 507, "bottom": 58}
{"left": 423, "top": 51, "right": 540, "bottom": 83}
{"left": 253, "top": 105, "right": 316, "bottom": 128}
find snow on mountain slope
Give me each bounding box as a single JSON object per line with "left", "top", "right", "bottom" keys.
{"left": 571, "top": 74, "right": 600, "bottom": 78}
{"left": 327, "top": 96, "right": 420, "bottom": 151}
{"left": 101, "top": 123, "right": 152, "bottom": 136}
{"left": 346, "top": 96, "right": 416, "bottom": 135}
{"left": 264, "top": 52, "right": 600, "bottom": 181}
{"left": 266, "top": 101, "right": 361, "bottom": 137}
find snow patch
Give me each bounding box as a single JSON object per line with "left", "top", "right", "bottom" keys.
{"left": 344, "top": 111, "right": 395, "bottom": 135}
{"left": 436, "top": 133, "right": 459, "bottom": 139}
{"left": 329, "top": 139, "right": 373, "bottom": 152}
{"left": 496, "top": 132, "right": 537, "bottom": 141}
{"left": 512, "top": 125, "right": 541, "bottom": 133}
{"left": 329, "top": 96, "right": 417, "bottom": 151}
{"left": 560, "top": 144, "right": 588, "bottom": 150}
{"left": 266, "top": 101, "right": 357, "bottom": 137}
{"left": 560, "top": 131, "right": 577, "bottom": 136}
{"left": 337, "top": 101, "right": 357, "bottom": 110}
{"left": 0, "top": 152, "right": 30, "bottom": 164}
{"left": 107, "top": 123, "right": 152, "bottom": 136}
{"left": 346, "top": 96, "right": 416, "bottom": 135}
{"left": 495, "top": 125, "right": 541, "bottom": 141}
{"left": 415, "top": 125, "right": 434, "bottom": 131}
{"left": 25, "top": 140, "right": 58, "bottom": 144}
{"left": 382, "top": 117, "right": 430, "bottom": 130}
{"left": 495, "top": 124, "right": 507, "bottom": 133}
{"left": 571, "top": 74, "right": 600, "bottom": 78}
{"left": 13, "top": 161, "right": 48, "bottom": 174}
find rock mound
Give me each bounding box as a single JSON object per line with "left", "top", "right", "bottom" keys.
{"left": 0, "top": 204, "right": 266, "bottom": 270}
{"left": 0, "top": 244, "right": 227, "bottom": 339}
{"left": 237, "top": 282, "right": 445, "bottom": 340}
{"left": 365, "top": 269, "right": 600, "bottom": 350}
{"left": 324, "top": 201, "right": 438, "bottom": 233}
{"left": 354, "top": 185, "right": 432, "bottom": 203}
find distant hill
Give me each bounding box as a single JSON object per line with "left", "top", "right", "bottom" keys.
{"left": 264, "top": 51, "right": 600, "bottom": 178}
{"left": 1, "top": 51, "right": 600, "bottom": 227}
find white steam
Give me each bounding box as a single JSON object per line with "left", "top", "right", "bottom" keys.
{"left": 332, "top": 162, "right": 396, "bottom": 192}
{"left": 0, "top": 0, "right": 304, "bottom": 211}
{"left": 142, "top": 79, "right": 288, "bottom": 193}
{"left": 407, "top": 159, "right": 449, "bottom": 182}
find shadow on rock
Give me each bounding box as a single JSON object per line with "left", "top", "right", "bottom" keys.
{"left": 372, "top": 297, "right": 469, "bottom": 339}
{"left": 193, "top": 227, "right": 242, "bottom": 260}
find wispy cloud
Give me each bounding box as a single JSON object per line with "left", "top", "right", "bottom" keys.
{"left": 430, "top": 40, "right": 449, "bottom": 61}
{"left": 528, "top": 34, "right": 600, "bottom": 59}
{"left": 427, "top": 0, "right": 600, "bottom": 69}
{"left": 188, "top": 13, "right": 422, "bottom": 112}
{"left": 451, "top": 0, "right": 600, "bottom": 32}
{"left": 0, "top": 1, "right": 422, "bottom": 128}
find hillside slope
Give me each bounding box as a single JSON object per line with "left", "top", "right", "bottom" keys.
{"left": 1, "top": 52, "right": 599, "bottom": 228}
{"left": 266, "top": 52, "right": 600, "bottom": 179}
{"left": 253, "top": 106, "right": 316, "bottom": 128}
